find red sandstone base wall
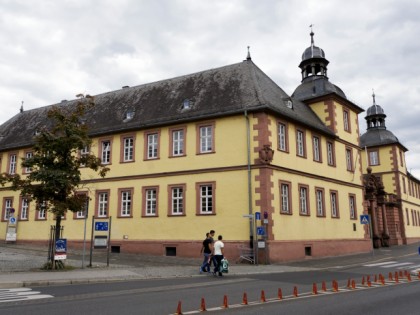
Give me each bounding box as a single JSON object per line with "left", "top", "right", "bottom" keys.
{"left": 14, "top": 238, "right": 374, "bottom": 264}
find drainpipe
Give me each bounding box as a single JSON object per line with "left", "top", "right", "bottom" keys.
{"left": 244, "top": 110, "right": 254, "bottom": 253}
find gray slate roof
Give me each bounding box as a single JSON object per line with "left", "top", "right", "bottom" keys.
{"left": 292, "top": 75, "right": 347, "bottom": 101}
{"left": 0, "top": 60, "right": 335, "bottom": 151}
{"left": 360, "top": 128, "right": 407, "bottom": 151}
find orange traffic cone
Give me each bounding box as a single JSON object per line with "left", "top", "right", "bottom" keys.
{"left": 351, "top": 280, "right": 356, "bottom": 289}
{"left": 322, "top": 281, "right": 327, "bottom": 292}
{"left": 242, "top": 292, "right": 248, "bottom": 305}
{"left": 395, "top": 272, "right": 399, "bottom": 283}
{"left": 278, "top": 288, "right": 283, "bottom": 300}
{"left": 399, "top": 270, "right": 403, "bottom": 278}
{"left": 312, "top": 283, "right": 318, "bottom": 295}
{"left": 407, "top": 273, "right": 412, "bottom": 282}
{"left": 200, "top": 298, "right": 206, "bottom": 312}
{"left": 260, "top": 290, "right": 266, "bottom": 303}
{"left": 332, "top": 280, "right": 338, "bottom": 292}
{"left": 222, "top": 295, "right": 228, "bottom": 308}
{"left": 293, "top": 286, "right": 298, "bottom": 297}
{"left": 361, "top": 276, "right": 365, "bottom": 286}
{"left": 175, "top": 301, "right": 183, "bottom": 315}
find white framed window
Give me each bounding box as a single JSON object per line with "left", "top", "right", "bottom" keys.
{"left": 369, "top": 151, "right": 379, "bottom": 166}
{"left": 9, "top": 154, "right": 17, "bottom": 175}
{"left": 299, "top": 186, "right": 309, "bottom": 215}
{"left": 200, "top": 126, "right": 213, "bottom": 153}
{"left": 120, "top": 190, "right": 132, "bottom": 216}
{"left": 101, "top": 140, "right": 111, "bottom": 164}
{"left": 330, "top": 191, "right": 338, "bottom": 218}
{"left": 327, "top": 141, "right": 335, "bottom": 166}
{"left": 4, "top": 199, "right": 12, "bottom": 220}
{"left": 97, "top": 192, "right": 108, "bottom": 217}
{"left": 145, "top": 189, "right": 157, "bottom": 215}
{"left": 37, "top": 201, "right": 46, "bottom": 220}
{"left": 171, "top": 187, "right": 184, "bottom": 215}
{"left": 296, "top": 130, "right": 305, "bottom": 157}
{"left": 199, "top": 184, "right": 213, "bottom": 214}
{"left": 123, "top": 137, "right": 134, "bottom": 162}
{"left": 172, "top": 130, "right": 184, "bottom": 156}
{"left": 280, "top": 183, "right": 290, "bottom": 214}
{"left": 147, "top": 133, "right": 158, "bottom": 159}
{"left": 346, "top": 148, "right": 353, "bottom": 171}
{"left": 349, "top": 195, "right": 356, "bottom": 219}
{"left": 316, "top": 189, "right": 324, "bottom": 217}
{"left": 278, "top": 123, "right": 287, "bottom": 151}
{"left": 21, "top": 198, "right": 29, "bottom": 220}
{"left": 25, "top": 152, "right": 33, "bottom": 173}
{"left": 313, "top": 136, "right": 321, "bottom": 162}
{"left": 343, "top": 110, "right": 350, "bottom": 131}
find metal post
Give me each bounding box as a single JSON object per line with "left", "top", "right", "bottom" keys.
{"left": 82, "top": 199, "right": 89, "bottom": 269}
{"left": 107, "top": 216, "right": 112, "bottom": 267}
{"left": 89, "top": 216, "right": 95, "bottom": 267}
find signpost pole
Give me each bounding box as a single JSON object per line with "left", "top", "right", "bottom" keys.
{"left": 107, "top": 216, "right": 112, "bottom": 267}
{"left": 88, "top": 216, "right": 95, "bottom": 267}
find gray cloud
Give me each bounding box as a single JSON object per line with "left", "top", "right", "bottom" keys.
{"left": 1, "top": 0, "right": 419, "bottom": 177}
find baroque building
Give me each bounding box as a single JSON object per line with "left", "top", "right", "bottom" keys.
{"left": 0, "top": 32, "right": 418, "bottom": 263}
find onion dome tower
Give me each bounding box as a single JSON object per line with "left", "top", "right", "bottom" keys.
{"left": 360, "top": 92, "right": 405, "bottom": 148}
{"left": 292, "top": 29, "right": 346, "bottom": 100}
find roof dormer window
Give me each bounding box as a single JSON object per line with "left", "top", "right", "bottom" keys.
{"left": 182, "top": 99, "right": 192, "bottom": 110}
{"left": 123, "top": 110, "right": 135, "bottom": 121}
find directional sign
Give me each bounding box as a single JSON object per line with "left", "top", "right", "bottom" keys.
{"left": 255, "top": 212, "right": 261, "bottom": 221}
{"left": 9, "top": 217, "right": 17, "bottom": 225}
{"left": 360, "top": 214, "right": 370, "bottom": 225}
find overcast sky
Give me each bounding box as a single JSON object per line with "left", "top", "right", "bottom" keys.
{"left": 1, "top": 0, "right": 420, "bottom": 177}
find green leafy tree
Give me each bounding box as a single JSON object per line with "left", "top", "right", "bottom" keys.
{"left": 5, "top": 95, "right": 109, "bottom": 264}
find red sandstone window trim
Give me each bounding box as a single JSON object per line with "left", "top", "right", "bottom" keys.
{"left": 142, "top": 186, "right": 159, "bottom": 217}
{"left": 196, "top": 121, "right": 215, "bottom": 155}
{"left": 118, "top": 187, "right": 134, "bottom": 218}
{"left": 18, "top": 196, "right": 30, "bottom": 221}
{"left": 95, "top": 190, "right": 110, "bottom": 218}
{"left": 298, "top": 184, "right": 310, "bottom": 216}
{"left": 279, "top": 180, "right": 292, "bottom": 215}
{"left": 1, "top": 196, "right": 14, "bottom": 222}
{"left": 330, "top": 190, "right": 339, "bottom": 218}
{"left": 98, "top": 137, "right": 113, "bottom": 165}
{"left": 312, "top": 134, "right": 322, "bottom": 163}
{"left": 345, "top": 147, "right": 354, "bottom": 172}
{"left": 296, "top": 128, "right": 306, "bottom": 158}
{"left": 315, "top": 187, "right": 325, "bottom": 217}
{"left": 349, "top": 193, "right": 357, "bottom": 220}
{"left": 196, "top": 181, "right": 216, "bottom": 215}
{"left": 277, "top": 121, "right": 289, "bottom": 153}
{"left": 120, "top": 133, "right": 136, "bottom": 163}
{"left": 169, "top": 126, "right": 187, "bottom": 158}
{"left": 168, "top": 184, "right": 186, "bottom": 216}
{"left": 343, "top": 108, "right": 351, "bottom": 133}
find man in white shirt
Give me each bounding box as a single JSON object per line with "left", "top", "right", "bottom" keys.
{"left": 213, "top": 235, "right": 224, "bottom": 277}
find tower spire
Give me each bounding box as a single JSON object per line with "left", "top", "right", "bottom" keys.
{"left": 372, "top": 89, "right": 376, "bottom": 105}
{"left": 309, "top": 24, "right": 315, "bottom": 46}
{"left": 246, "top": 46, "right": 251, "bottom": 61}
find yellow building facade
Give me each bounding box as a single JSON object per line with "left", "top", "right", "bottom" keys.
{"left": 2, "top": 32, "right": 417, "bottom": 263}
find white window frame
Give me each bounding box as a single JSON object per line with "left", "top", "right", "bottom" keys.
{"left": 120, "top": 190, "right": 132, "bottom": 217}
{"left": 299, "top": 186, "right": 308, "bottom": 215}
{"left": 4, "top": 199, "right": 12, "bottom": 220}
{"left": 331, "top": 192, "right": 338, "bottom": 218}
{"left": 278, "top": 123, "right": 287, "bottom": 151}
{"left": 297, "top": 130, "right": 305, "bottom": 157}
{"left": 327, "top": 141, "right": 335, "bottom": 166}
{"left": 9, "top": 154, "right": 17, "bottom": 175}
{"left": 25, "top": 152, "right": 33, "bottom": 173}
{"left": 280, "top": 183, "right": 290, "bottom": 214}
{"left": 145, "top": 189, "right": 157, "bottom": 215}
{"left": 343, "top": 110, "right": 350, "bottom": 131}
{"left": 346, "top": 148, "right": 353, "bottom": 171}
{"left": 369, "top": 151, "right": 379, "bottom": 166}
{"left": 123, "top": 137, "right": 134, "bottom": 162}
{"left": 316, "top": 189, "right": 324, "bottom": 217}
{"left": 172, "top": 130, "right": 184, "bottom": 156}
{"left": 101, "top": 141, "right": 111, "bottom": 164}
{"left": 171, "top": 187, "right": 184, "bottom": 215}
{"left": 147, "top": 134, "right": 158, "bottom": 159}
{"left": 200, "top": 185, "right": 213, "bottom": 213}
{"left": 349, "top": 195, "right": 356, "bottom": 219}
{"left": 313, "top": 136, "right": 320, "bottom": 162}
{"left": 200, "top": 126, "right": 213, "bottom": 153}
{"left": 98, "top": 192, "right": 108, "bottom": 218}
{"left": 21, "top": 198, "right": 29, "bottom": 220}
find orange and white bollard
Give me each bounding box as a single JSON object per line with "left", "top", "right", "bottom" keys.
{"left": 260, "top": 290, "right": 266, "bottom": 303}
{"left": 175, "top": 301, "right": 183, "bottom": 315}
{"left": 312, "top": 283, "right": 318, "bottom": 295}
{"left": 278, "top": 288, "right": 283, "bottom": 300}
{"left": 200, "top": 298, "right": 206, "bottom": 312}
{"left": 242, "top": 292, "right": 248, "bottom": 305}
{"left": 293, "top": 286, "right": 298, "bottom": 297}
{"left": 222, "top": 295, "right": 228, "bottom": 308}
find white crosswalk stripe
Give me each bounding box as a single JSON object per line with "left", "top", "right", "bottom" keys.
{"left": 0, "top": 288, "right": 53, "bottom": 303}
{"left": 363, "top": 261, "right": 415, "bottom": 269}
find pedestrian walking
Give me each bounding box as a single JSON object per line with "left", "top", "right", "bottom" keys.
{"left": 199, "top": 233, "right": 212, "bottom": 273}
{"left": 213, "top": 235, "right": 225, "bottom": 277}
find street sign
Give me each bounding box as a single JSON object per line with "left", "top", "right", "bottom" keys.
{"left": 95, "top": 222, "right": 109, "bottom": 231}
{"left": 360, "top": 214, "right": 370, "bottom": 225}
{"left": 9, "top": 217, "right": 17, "bottom": 225}
{"left": 257, "top": 226, "right": 265, "bottom": 236}
{"left": 55, "top": 238, "right": 67, "bottom": 260}
{"left": 255, "top": 212, "right": 261, "bottom": 220}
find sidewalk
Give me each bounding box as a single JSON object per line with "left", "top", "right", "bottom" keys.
{"left": 0, "top": 242, "right": 419, "bottom": 288}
